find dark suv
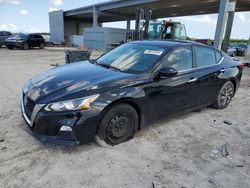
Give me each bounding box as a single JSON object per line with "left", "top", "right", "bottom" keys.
{"left": 5, "top": 33, "right": 45, "bottom": 50}
{"left": 0, "top": 31, "right": 12, "bottom": 47}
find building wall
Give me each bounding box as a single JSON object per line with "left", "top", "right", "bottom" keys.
{"left": 84, "top": 27, "right": 131, "bottom": 51}
{"left": 64, "top": 19, "right": 92, "bottom": 41}
{"left": 49, "top": 10, "right": 64, "bottom": 44}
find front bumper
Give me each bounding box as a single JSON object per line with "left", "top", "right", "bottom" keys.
{"left": 20, "top": 93, "right": 101, "bottom": 145}
{"left": 5, "top": 41, "right": 24, "bottom": 48}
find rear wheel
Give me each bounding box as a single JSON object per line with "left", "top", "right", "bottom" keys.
{"left": 7, "top": 46, "right": 13, "bottom": 49}
{"left": 212, "top": 81, "right": 235, "bottom": 109}
{"left": 95, "top": 104, "right": 139, "bottom": 146}
{"left": 39, "top": 43, "right": 45, "bottom": 49}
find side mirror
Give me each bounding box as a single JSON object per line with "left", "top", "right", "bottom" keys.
{"left": 158, "top": 67, "right": 178, "bottom": 78}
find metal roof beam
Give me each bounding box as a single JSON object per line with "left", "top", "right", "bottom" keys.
{"left": 98, "top": 0, "right": 158, "bottom": 11}
{"left": 97, "top": 11, "right": 134, "bottom": 20}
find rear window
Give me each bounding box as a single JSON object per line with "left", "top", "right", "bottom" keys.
{"left": 195, "top": 46, "right": 216, "bottom": 67}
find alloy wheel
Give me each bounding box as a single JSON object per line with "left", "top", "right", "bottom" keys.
{"left": 219, "top": 82, "right": 234, "bottom": 107}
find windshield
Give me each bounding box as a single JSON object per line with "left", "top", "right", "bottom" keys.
{"left": 148, "top": 22, "right": 162, "bottom": 39}
{"left": 13, "top": 33, "right": 28, "bottom": 39}
{"left": 96, "top": 43, "right": 165, "bottom": 73}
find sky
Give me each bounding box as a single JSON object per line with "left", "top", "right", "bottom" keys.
{"left": 0, "top": 0, "right": 250, "bottom": 39}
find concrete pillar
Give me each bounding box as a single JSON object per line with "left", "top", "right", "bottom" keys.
{"left": 93, "top": 6, "right": 99, "bottom": 27}
{"left": 222, "top": 0, "right": 237, "bottom": 52}
{"left": 214, "top": 0, "right": 229, "bottom": 49}
{"left": 246, "top": 36, "right": 250, "bottom": 61}
{"left": 126, "top": 20, "right": 131, "bottom": 30}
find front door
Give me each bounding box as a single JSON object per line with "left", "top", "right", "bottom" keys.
{"left": 147, "top": 46, "right": 199, "bottom": 121}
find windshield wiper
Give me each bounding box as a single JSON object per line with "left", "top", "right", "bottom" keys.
{"left": 98, "top": 63, "right": 122, "bottom": 72}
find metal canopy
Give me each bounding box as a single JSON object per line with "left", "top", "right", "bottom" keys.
{"left": 64, "top": 0, "right": 250, "bottom": 22}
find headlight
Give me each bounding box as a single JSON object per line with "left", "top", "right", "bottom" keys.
{"left": 44, "top": 94, "right": 100, "bottom": 112}
{"left": 16, "top": 40, "right": 24, "bottom": 43}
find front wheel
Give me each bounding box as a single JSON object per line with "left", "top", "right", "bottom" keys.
{"left": 212, "top": 81, "right": 235, "bottom": 109}
{"left": 95, "top": 104, "right": 139, "bottom": 146}
{"left": 23, "top": 43, "right": 29, "bottom": 50}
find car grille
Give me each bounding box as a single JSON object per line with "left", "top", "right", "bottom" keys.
{"left": 23, "top": 95, "right": 35, "bottom": 120}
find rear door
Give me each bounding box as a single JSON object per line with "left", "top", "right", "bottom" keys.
{"left": 27, "top": 34, "right": 35, "bottom": 47}
{"left": 194, "top": 45, "right": 225, "bottom": 105}
{"left": 35, "top": 35, "right": 44, "bottom": 46}
{"left": 147, "top": 46, "right": 199, "bottom": 121}
{"left": 33, "top": 35, "right": 40, "bottom": 47}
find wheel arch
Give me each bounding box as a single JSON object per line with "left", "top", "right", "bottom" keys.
{"left": 229, "top": 78, "right": 237, "bottom": 96}
{"left": 99, "top": 97, "right": 143, "bottom": 130}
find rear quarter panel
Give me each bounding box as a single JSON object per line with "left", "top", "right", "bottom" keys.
{"left": 219, "top": 54, "right": 243, "bottom": 91}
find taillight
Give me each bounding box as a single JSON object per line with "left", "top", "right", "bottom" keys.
{"left": 239, "top": 63, "right": 245, "bottom": 70}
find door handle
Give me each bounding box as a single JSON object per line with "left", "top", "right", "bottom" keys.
{"left": 188, "top": 78, "right": 197, "bottom": 83}
{"left": 220, "top": 68, "right": 227, "bottom": 73}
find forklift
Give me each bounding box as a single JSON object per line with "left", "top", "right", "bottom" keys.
{"left": 126, "top": 8, "right": 187, "bottom": 42}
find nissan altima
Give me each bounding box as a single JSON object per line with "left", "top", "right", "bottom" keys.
{"left": 20, "top": 40, "right": 243, "bottom": 146}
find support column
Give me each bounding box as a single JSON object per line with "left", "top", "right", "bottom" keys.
{"left": 222, "top": 0, "right": 237, "bottom": 52}
{"left": 126, "top": 20, "right": 131, "bottom": 30}
{"left": 93, "top": 6, "right": 99, "bottom": 27}
{"left": 246, "top": 36, "right": 250, "bottom": 61}
{"left": 214, "top": 0, "right": 229, "bottom": 49}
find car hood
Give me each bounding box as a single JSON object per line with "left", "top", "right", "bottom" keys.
{"left": 5, "top": 37, "right": 22, "bottom": 41}
{"left": 24, "top": 61, "right": 138, "bottom": 103}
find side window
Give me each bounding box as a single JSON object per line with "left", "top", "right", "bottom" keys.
{"left": 35, "top": 35, "right": 42, "bottom": 39}
{"left": 215, "top": 50, "right": 223, "bottom": 63}
{"left": 174, "top": 24, "right": 186, "bottom": 40}
{"left": 180, "top": 25, "right": 186, "bottom": 39}
{"left": 195, "top": 46, "right": 216, "bottom": 67}
{"left": 162, "top": 47, "right": 193, "bottom": 71}
{"left": 174, "top": 25, "right": 181, "bottom": 39}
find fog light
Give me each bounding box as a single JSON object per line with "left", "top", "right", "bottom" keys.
{"left": 60, "top": 125, "right": 72, "bottom": 132}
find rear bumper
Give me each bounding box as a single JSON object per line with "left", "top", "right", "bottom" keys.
{"left": 20, "top": 93, "right": 101, "bottom": 145}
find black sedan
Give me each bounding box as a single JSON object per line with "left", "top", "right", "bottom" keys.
{"left": 20, "top": 40, "right": 243, "bottom": 146}
{"left": 5, "top": 33, "right": 45, "bottom": 50}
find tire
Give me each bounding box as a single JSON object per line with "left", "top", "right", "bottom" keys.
{"left": 39, "top": 43, "right": 45, "bottom": 49}
{"left": 7, "top": 46, "right": 13, "bottom": 50}
{"left": 65, "top": 55, "right": 70, "bottom": 64}
{"left": 95, "top": 104, "right": 139, "bottom": 146}
{"left": 212, "top": 81, "right": 235, "bottom": 109}
{"left": 232, "top": 52, "right": 236, "bottom": 57}
{"left": 23, "top": 43, "right": 29, "bottom": 50}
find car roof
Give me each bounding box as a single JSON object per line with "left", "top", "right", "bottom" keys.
{"left": 130, "top": 40, "right": 211, "bottom": 50}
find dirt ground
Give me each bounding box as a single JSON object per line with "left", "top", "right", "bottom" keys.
{"left": 0, "top": 47, "right": 249, "bottom": 188}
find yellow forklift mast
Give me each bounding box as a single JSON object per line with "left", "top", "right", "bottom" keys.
{"left": 126, "top": 8, "right": 187, "bottom": 42}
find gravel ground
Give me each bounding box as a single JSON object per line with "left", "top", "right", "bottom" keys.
{"left": 0, "top": 47, "right": 249, "bottom": 188}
